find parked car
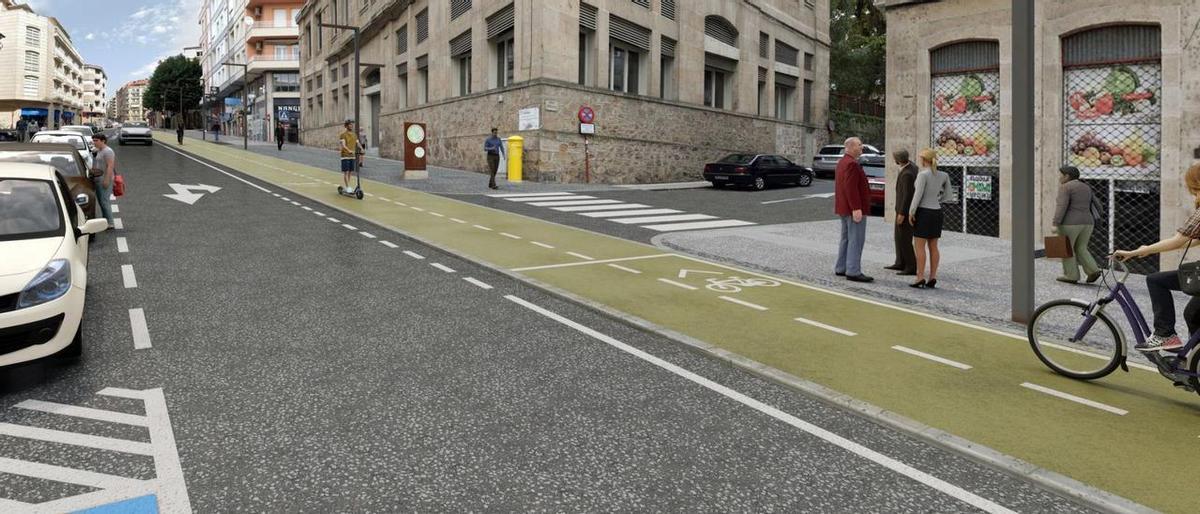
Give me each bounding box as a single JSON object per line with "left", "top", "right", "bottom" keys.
{"left": 119, "top": 122, "right": 152, "bottom": 145}
{"left": 0, "top": 144, "right": 97, "bottom": 218}
{"left": 0, "top": 163, "right": 108, "bottom": 367}
{"left": 0, "top": 130, "right": 20, "bottom": 142}
{"left": 29, "top": 131, "right": 95, "bottom": 170}
{"left": 812, "top": 143, "right": 885, "bottom": 179}
{"left": 704, "top": 154, "right": 814, "bottom": 190}
{"left": 865, "top": 164, "right": 887, "bottom": 212}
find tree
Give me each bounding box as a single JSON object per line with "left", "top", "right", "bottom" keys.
{"left": 142, "top": 55, "right": 203, "bottom": 120}
{"left": 830, "top": 0, "right": 887, "bottom": 101}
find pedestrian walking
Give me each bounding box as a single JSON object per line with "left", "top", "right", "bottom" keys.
{"left": 833, "top": 137, "right": 873, "bottom": 283}
{"left": 908, "top": 148, "right": 954, "bottom": 289}
{"left": 484, "top": 128, "right": 504, "bottom": 190}
{"left": 29, "top": 121, "right": 39, "bottom": 138}
{"left": 1115, "top": 163, "right": 1200, "bottom": 353}
{"left": 176, "top": 116, "right": 185, "bottom": 145}
{"left": 90, "top": 134, "right": 116, "bottom": 229}
{"left": 338, "top": 120, "right": 358, "bottom": 191}
{"left": 885, "top": 150, "right": 918, "bottom": 276}
{"left": 1053, "top": 165, "right": 1101, "bottom": 284}
{"left": 275, "top": 123, "right": 285, "bottom": 151}
{"left": 212, "top": 122, "right": 221, "bottom": 142}
{"left": 16, "top": 118, "right": 27, "bottom": 142}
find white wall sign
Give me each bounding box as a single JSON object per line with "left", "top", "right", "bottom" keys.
{"left": 518, "top": 107, "right": 540, "bottom": 131}
{"left": 580, "top": 123, "right": 595, "bottom": 135}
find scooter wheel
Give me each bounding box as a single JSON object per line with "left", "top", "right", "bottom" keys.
{"left": 337, "top": 186, "right": 344, "bottom": 194}
{"left": 355, "top": 189, "right": 364, "bottom": 200}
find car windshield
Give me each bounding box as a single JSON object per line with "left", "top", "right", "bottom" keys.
{"left": 0, "top": 151, "right": 85, "bottom": 177}
{"left": 0, "top": 178, "right": 63, "bottom": 241}
{"left": 31, "top": 134, "right": 86, "bottom": 150}
{"left": 818, "top": 146, "right": 844, "bottom": 155}
{"left": 63, "top": 126, "right": 94, "bottom": 137}
{"left": 125, "top": 122, "right": 148, "bottom": 128}
{"left": 717, "top": 154, "right": 757, "bottom": 165}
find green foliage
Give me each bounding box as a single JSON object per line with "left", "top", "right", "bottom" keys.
{"left": 143, "top": 55, "right": 203, "bottom": 114}
{"left": 830, "top": 0, "right": 887, "bottom": 100}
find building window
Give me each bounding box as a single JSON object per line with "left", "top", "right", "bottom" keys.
{"left": 305, "top": 25, "right": 312, "bottom": 56}
{"left": 804, "top": 52, "right": 814, "bottom": 71}
{"left": 24, "top": 51, "right": 39, "bottom": 73}
{"left": 803, "top": 80, "right": 813, "bottom": 123}
{"left": 316, "top": 73, "right": 323, "bottom": 88}
{"left": 331, "top": 0, "right": 338, "bottom": 24}
{"left": 775, "top": 82, "right": 795, "bottom": 120}
{"left": 23, "top": 76, "right": 38, "bottom": 98}
{"left": 396, "top": 65, "right": 409, "bottom": 109}
{"left": 704, "top": 16, "right": 738, "bottom": 48}
{"left": 330, "top": 64, "right": 337, "bottom": 82}
{"left": 274, "top": 72, "right": 300, "bottom": 92}
{"left": 26, "top": 26, "right": 40, "bottom": 46}
{"left": 342, "top": 62, "right": 350, "bottom": 79}
{"left": 456, "top": 55, "right": 472, "bottom": 96}
{"left": 316, "top": 12, "right": 323, "bottom": 50}
{"left": 416, "top": 9, "right": 429, "bottom": 43}
{"left": 493, "top": 32, "right": 514, "bottom": 88}
{"left": 661, "top": 0, "right": 675, "bottom": 20}
{"left": 396, "top": 25, "right": 407, "bottom": 55}
{"left": 660, "top": 56, "right": 675, "bottom": 100}
{"left": 578, "top": 31, "right": 594, "bottom": 86}
{"left": 274, "top": 8, "right": 287, "bottom": 27}
{"left": 450, "top": 0, "right": 471, "bottom": 20}
{"left": 776, "top": 41, "right": 799, "bottom": 67}
{"left": 610, "top": 45, "right": 643, "bottom": 94}
{"left": 416, "top": 56, "right": 429, "bottom": 104}
{"left": 704, "top": 69, "right": 727, "bottom": 109}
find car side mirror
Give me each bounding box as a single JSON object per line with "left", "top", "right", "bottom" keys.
{"left": 75, "top": 194, "right": 89, "bottom": 206}
{"left": 81, "top": 218, "right": 108, "bottom": 234}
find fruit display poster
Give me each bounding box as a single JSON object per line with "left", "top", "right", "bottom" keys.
{"left": 964, "top": 175, "right": 993, "bottom": 201}
{"left": 931, "top": 71, "right": 1000, "bottom": 166}
{"left": 1063, "top": 63, "right": 1161, "bottom": 180}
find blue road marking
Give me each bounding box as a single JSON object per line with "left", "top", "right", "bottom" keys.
{"left": 75, "top": 494, "right": 158, "bottom": 514}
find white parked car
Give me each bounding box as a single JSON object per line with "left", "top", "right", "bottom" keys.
{"left": 119, "top": 122, "right": 153, "bottom": 146}
{"left": 0, "top": 163, "right": 107, "bottom": 367}
{"left": 29, "top": 131, "right": 95, "bottom": 171}
{"left": 60, "top": 125, "right": 97, "bottom": 152}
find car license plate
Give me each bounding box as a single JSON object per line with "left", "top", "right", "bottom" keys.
{"left": 870, "top": 184, "right": 885, "bottom": 190}
{"left": 714, "top": 176, "right": 729, "bottom": 181}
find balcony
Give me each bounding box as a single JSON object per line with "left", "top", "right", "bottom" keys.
{"left": 247, "top": 21, "right": 299, "bottom": 42}
{"left": 247, "top": 53, "right": 299, "bottom": 74}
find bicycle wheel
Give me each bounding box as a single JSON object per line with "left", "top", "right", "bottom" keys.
{"left": 1028, "top": 299, "right": 1123, "bottom": 380}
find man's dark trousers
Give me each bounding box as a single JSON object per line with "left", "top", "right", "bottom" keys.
{"left": 893, "top": 220, "right": 917, "bottom": 273}
{"left": 486, "top": 153, "right": 500, "bottom": 188}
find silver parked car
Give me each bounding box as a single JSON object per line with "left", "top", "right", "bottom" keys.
{"left": 812, "top": 143, "right": 885, "bottom": 179}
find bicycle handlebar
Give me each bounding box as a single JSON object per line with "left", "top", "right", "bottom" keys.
{"left": 1108, "top": 256, "right": 1131, "bottom": 283}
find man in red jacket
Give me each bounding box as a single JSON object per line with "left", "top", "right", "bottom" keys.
{"left": 834, "top": 137, "right": 874, "bottom": 282}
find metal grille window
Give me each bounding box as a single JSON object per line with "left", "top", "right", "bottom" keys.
{"left": 661, "top": 0, "right": 675, "bottom": 20}
{"left": 930, "top": 40, "right": 1001, "bottom": 237}
{"left": 705, "top": 16, "right": 738, "bottom": 47}
{"left": 396, "top": 25, "right": 407, "bottom": 54}
{"left": 1063, "top": 25, "right": 1162, "bottom": 274}
{"left": 775, "top": 41, "right": 799, "bottom": 66}
{"left": 487, "top": 4, "right": 514, "bottom": 39}
{"left": 804, "top": 52, "right": 814, "bottom": 71}
{"left": 759, "top": 32, "right": 769, "bottom": 59}
{"left": 609, "top": 15, "right": 650, "bottom": 50}
{"left": 26, "top": 26, "right": 40, "bottom": 46}
{"left": 632, "top": 0, "right": 649, "bottom": 8}
{"left": 24, "top": 51, "right": 39, "bottom": 73}
{"left": 661, "top": 36, "right": 675, "bottom": 58}
{"left": 416, "top": 9, "right": 429, "bottom": 43}
{"left": 580, "top": 3, "right": 597, "bottom": 31}
{"left": 451, "top": 0, "right": 471, "bottom": 20}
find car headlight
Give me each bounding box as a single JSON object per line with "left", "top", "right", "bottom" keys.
{"left": 16, "top": 259, "right": 72, "bottom": 310}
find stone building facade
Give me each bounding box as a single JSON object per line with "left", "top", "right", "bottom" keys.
{"left": 880, "top": 0, "right": 1200, "bottom": 273}
{"left": 296, "top": 0, "right": 830, "bottom": 184}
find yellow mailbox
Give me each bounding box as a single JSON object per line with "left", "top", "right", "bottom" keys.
{"left": 506, "top": 135, "right": 524, "bottom": 183}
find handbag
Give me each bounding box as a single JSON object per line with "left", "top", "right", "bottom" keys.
{"left": 113, "top": 174, "right": 125, "bottom": 197}
{"left": 1178, "top": 244, "right": 1200, "bottom": 295}
{"left": 1044, "top": 235, "right": 1073, "bottom": 259}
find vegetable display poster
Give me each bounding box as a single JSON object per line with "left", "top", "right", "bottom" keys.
{"left": 1063, "top": 63, "right": 1161, "bottom": 179}
{"left": 931, "top": 71, "right": 1001, "bottom": 166}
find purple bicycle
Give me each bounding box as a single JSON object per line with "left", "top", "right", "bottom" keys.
{"left": 1027, "top": 257, "right": 1200, "bottom": 393}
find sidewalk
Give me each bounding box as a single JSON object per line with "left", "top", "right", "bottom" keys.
{"left": 175, "top": 129, "right": 617, "bottom": 195}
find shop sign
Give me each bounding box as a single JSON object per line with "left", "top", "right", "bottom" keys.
{"left": 518, "top": 107, "right": 540, "bottom": 131}
{"left": 964, "top": 175, "right": 992, "bottom": 200}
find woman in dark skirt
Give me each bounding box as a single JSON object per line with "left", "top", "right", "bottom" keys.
{"left": 908, "top": 148, "right": 954, "bottom": 289}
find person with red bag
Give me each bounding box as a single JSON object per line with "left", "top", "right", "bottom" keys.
{"left": 90, "top": 134, "right": 117, "bottom": 229}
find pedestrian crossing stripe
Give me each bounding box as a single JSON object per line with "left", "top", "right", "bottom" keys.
{"left": 489, "top": 192, "right": 755, "bottom": 232}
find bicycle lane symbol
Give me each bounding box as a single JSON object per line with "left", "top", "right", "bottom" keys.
{"left": 675, "top": 269, "right": 782, "bottom": 294}
{"left": 0, "top": 387, "right": 192, "bottom": 514}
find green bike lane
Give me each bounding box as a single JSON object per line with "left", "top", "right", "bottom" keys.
{"left": 156, "top": 133, "right": 1193, "bottom": 512}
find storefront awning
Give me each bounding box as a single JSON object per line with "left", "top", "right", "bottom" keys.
{"left": 20, "top": 108, "right": 49, "bottom": 117}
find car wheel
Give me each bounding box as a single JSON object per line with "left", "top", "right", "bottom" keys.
{"left": 60, "top": 322, "right": 83, "bottom": 360}
{"left": 753, "top": 176, "right": 767, "bottom": 191}
{"left": 798, "top": 173, "right": 813, "bottom": 187}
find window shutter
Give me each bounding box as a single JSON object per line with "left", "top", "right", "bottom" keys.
{"left": 416, "top": 9, "right": 429, "bottom": 43}
{"left": 450, "top": 0, "right": 472, "bottom": 21}
{"left": 660, "top": 0, "right": 675, "bottom": 20}
{"left": 632, "top": 0, "right": 649, "bottom": 8}
{"left": 758, "top": 66, "right": 767, "bottom": 82}
{"left": 704, "top": 16, "right": 738, "bottom": 47}
{"left": 759, "top": 32, "right": 769, "bottom": 58}
{"left": 417, "top": 55, "right": 429, "bottom": 69}
{"left": 661, "top": 36, "right": 676, "bottom": 58}
{"left": 1062, "top": 25, "right": 1160, "bottom": 67}
{"left": 580, "top": 3, "right": 597, "bottom": 31}
{"left": 774, "top": 41, "right": 799, "bottom": 66}
{"left": 775, "top": 74, "right": 797, "bottom": 88}
{"left": 396, "top": 25, "right": 407, "bottom": 54}
{"left": 609, "top": 15, "right": 650, "bottom": 51}
{"left": 705, "top": 54, "right": 736, "bottom": 73}
{"left": 930, "top": 40, "right": 999, "bottom": 75}
{"left": 397, "top": 62, "right": 408, "bottom": 75}
{"left": 487, "top": 3, "right": 515, "bottom": 39}
{"left": 450, "top": 30, "right": 472, "bottom": 57}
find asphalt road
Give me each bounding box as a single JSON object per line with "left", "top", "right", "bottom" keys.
{"left": 0, "top": 141, "right": 1087, "bottom": 512}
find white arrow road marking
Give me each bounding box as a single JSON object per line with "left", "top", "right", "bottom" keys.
{"left": 677, "top": 269, "right": 724, "bottom": 279}
{"left": 163, "top": 183, "right": 222, "bottom": 205}
{"left": 761, "top": 192, "right": 837, "bottom": 205}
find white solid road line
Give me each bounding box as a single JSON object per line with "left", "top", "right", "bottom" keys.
{"left": 15, "top": 400, "right": 149, "bottom": 427}
{"left": 129, "top": 308, "right": 152, "bottom": 350}
{"left": 642, "top": 219, "right": 756, "bottom": 232}
{"left": 473, "top": 224, "right": 493, "bottom": 231}
{"left": 431, "top": 263, "right": 457, "bottom": 273}
{"left": 359, "top": 231, "right": 377, "bottom": 238}
{"left": 504, "top": 295, "right": 1015, "bottom": 514}
{"left": 553, "top": 203, "right": 651, "bottom": 212}
{"left": 500, "top": 232, "right": 522, "bottom": 239}
{"left": 0, "top": 457, "right": 144, "bottom": 490}
{"left": 794, "top": 317, "right": 858, "bottom": 337}
{"left": 892, "top": 346, "right": 972, "bottom": 370}
{"left": 1020, "top": 382, "right": 1128, "bottom": 416}
{"left": 111, "top": 204, "right": 119, "bottom": 213}
{"left": 507, "top": 195, "right": 591, "bottom": 203}
{"left": 657, "top": 278, "right": 698, "bottom": 291}
{"left": 342, "top": 224, "right": 359, "bottom": 230}
{"left": 403, "top": 250, "right": 425, "bottom": 260}
{"left": 529, "top": 199, "right": 624, "bottom": 207}
{"left": 0, "top": 423, "right": 154, "bottom": 455}
{"left": 113, "top": 218, "right": 124, "bottom": 230}
{"left": 489, "top": 192, "right": 576, "bottom": 198}
{"left": 607, "top": 264, "right": 642, "bottom": 274}
{"left": 116, "top": 237, "right": 129, "bottom": 253}
{"left": 531, "top": 241, "right": 555, "bottom": 249}
{"left": 566, "top": 251, "right": 595, "bottom": 260}
{"left": 159, "top": 143, "right": 272, "bottom": 193}
{"left": 511, "top": 254, "right": 672, "bottom": 272}
{"left": 719, "top": 296, "right": 769, "bottom": 311}
{"left": 463, "top": 277, "right": 494, "bottom": 290}
{"left": 379, "top": 241, "right": 399, "bottom": 249}
{"left": 580, "top": 208, "right": 682, "bottom": 218}
{"left": 612, "top": 213, "right": 716, "bottom": 225}
{"left": 120, "top": 265, "right": 137, "bottom": 289}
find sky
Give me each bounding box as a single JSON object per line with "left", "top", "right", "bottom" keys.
{"left": 23, "top": 0, "right": 203, "bottom": 97}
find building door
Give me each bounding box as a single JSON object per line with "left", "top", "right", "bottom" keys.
{"left": 1062, "top": 25, "right": 1162, "bottom": 274}
{"left": 368, "top": 92, "right": 381, "bottom": 149}
{"left": 929, "top": 41, "right": 1001, "bottom": 237}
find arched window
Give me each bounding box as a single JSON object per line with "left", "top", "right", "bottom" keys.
{"left": 24, "top": 51, "right": 39, "bottom": 73}
{"left": 704, "top": 16, "right": 738, "bottom": 47}
{"left": 930, "top": 40, "right": 1000, "bottom": 237}
{"left": 1062, "top": 25, "right": 1161, "bottom": 272}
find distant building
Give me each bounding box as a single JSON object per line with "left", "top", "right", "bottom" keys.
{"left": 182, "top": 45, "right": 203, "bottom": 60}
{"left": 82, "top": 64, "right": 106, "bottom": 124}
{"left": 114, "top": 79, "right": 148, "bottom": 122}
{"left": 0, "top": 0, "right": 93, "bottom": 128}
{"left": 879, "top": 0, "right": 1200, "bottom": 273}
{"left": 295, "top": 0, "right": 831, "bottom": 183}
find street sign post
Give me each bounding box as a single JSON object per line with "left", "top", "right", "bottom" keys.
{"left": 404, "top": 122, "right": 428, "bottom": 180}
{"left": 579, "top": 105, "right": 595, "bottom": 183}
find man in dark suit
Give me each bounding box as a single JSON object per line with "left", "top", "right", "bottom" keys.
{"left": 834, "top": 137, "right": 873, "bottom": 283}
{"left": 886, "top": 150, "right": 918, "bottom": 275}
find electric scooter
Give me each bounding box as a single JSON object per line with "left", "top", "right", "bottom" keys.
{"left": 337, "top": 152, "right": 364, "bottom": 200}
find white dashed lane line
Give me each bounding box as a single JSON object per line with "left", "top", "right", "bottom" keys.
{"left": 607, "top": 264, "right": 641, "bottom": 274}
{"left": 129, "top": 308, "right": 151, "bottom": 350}
{"left": 449, "top": 218, "right": 466, "bottom": 224}
{"left": 473, "top": 225, "right": 493, "bottom": 231}
{"left": 794, "top": 317, "right": 858, "bottom": 337}
{"left": 463, "top": 277, "right": 493, "bottom": 290}
{"left": 341, "top": 224, "right": 358, "bottom": 230}
{"left": 120, "top": 265, "right": 137, "bottom": 289}
{"left": 359, "top": 231, "right": 376, "bottom": 239}
{"left": 531, "top": 241, "right": 555, "bottom": 249}
{"left": 1020, "top": 382, "right": 1128, "bottom": 416}
{"left": 302, "top": 206, "right": 312, "bottom": 211}
{"left": 110, "top": 204, "right": 119, "bottom": 213}
{"left": 327, "top": 217, "right": 341, "bottom": 223}
{"left": 112, "top": 218, "right": 124, "bottom": 230}
{"left": 719, "top": 296, "right": 768, "bottom": 311}
{"left": 500, "top": 232, "right": 522, "bottom": 240}
{"left": 566, "top": 252, "right": 594, "bottom": 261}
{"left": 290, "top": 201, "right": 300, "bottom": 206}
{"left": 430, "top": 263, "right": 456, "bottom": 273}
{"left": 116, "top": 237, "right": 129, "bottom": 253}
{"left": 313, "top": 211, "right": 325, "bottom": 216}
{"left": 657, "top": 278, "right": 698, "bottom": 291}
{"left": 892, "top": 346, "right": 971, "bottom": 370}
{"left": 280, "top": 197, "right": 291, "bottom": 202}
{"left": 272, "top": 193, "right": 281, "bottom": 197}
{"left": 429, "top": 212, "right": 445, "bottom": 217}
{"left": 403, "top": 251, "right": 425, "bottom": 260}
{"left": 379, "top": 241, "right": 399, "bottom": 248}
{"left": 411, "top": 206, "right": 425, "bottom": 212}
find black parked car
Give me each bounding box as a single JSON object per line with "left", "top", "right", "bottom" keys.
{"left": 703, "top": 154, "right": 814, "bottom": 191}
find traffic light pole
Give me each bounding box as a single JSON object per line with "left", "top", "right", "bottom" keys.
{"left": 319, "top": 22, "right": 362, "bottom": 188}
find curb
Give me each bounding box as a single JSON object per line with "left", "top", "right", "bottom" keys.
{"left": 161, "top": 137, "right": 1155, "bottom": 514}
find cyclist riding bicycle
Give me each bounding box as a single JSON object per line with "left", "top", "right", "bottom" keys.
{"left": 1114, "top": 163, "right": 1200, "bottom": 353}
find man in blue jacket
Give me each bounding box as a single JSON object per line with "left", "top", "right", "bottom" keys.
{"left": 484, "top": 128, "right": 504, "bottom": 190}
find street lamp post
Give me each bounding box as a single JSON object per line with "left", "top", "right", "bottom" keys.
{"left": 222, "top": 62, "right": 249, "bottom": 150}
{"left": 319, "top": 22, "right": 362, "bottom": 192}
{"left": 1011, "top": 0, "right": 1035, "bottom": 322}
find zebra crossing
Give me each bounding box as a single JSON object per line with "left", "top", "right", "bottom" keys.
{"left": 0, "top": 387, "right": 191, "bottom": 513}
{"left": 489, "top": 192, "right": 756, "bottom": 232}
